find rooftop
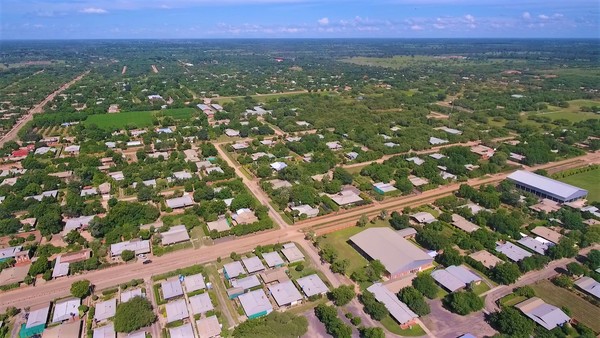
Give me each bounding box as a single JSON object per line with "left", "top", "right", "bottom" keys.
{"left": 268, "top": 280, "right": 303, "bottom": 306}
{"left": 161, "top": 278, "right": 184, "bottom": 300}
{"left": 238, "top": 289, "right": 273, "bottom": 317}
{"left": 367, "top": 283, "right": 417, "bottom": 325}
{"left": 262, "top": 251, "right": 285, "bottom": 268}
{"left": 166, "top": 299, "right": 189, "bottom": 323}
{"left": 189, "top": 293, "right": 214, "bottom": 315}
{"left": 350, "top": 228, "right": 433, "bottom": 276}
{"left": 242, "top": 256, "right": 266, "bottom": 274}
{"left": 184, "top": 273, "right": 206, "bottom": 293}
{"left": 196, "top": 316, "right": 221, "bottom": 338}
{"left": 296, "top": 274, "right": 329, "bottom": 297}
{"left": 508, "top": 170, "right": 588, "bottom": 202}
{"left": 496, "top": 242, "right": 533, "bottom": 262}
{"left": 168, "top": 323, "right": 194, "bottom": 338}
{"left": 515, "top": 297, "right": 570, "bottom": 330}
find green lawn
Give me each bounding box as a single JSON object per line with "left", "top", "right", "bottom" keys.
{"left": 531, "top": 99, "right": 600, "bottom": 123}
{"left": 380, "top": 316, "right": 426, "bottom": 336}
{"left": 317, "top": 220, "right": 391, "bottom": 275}
{"left": 85, "top": 111, "right": 155, "bottom": 129}
{"left": 499, "top": 294, "right": 527, "bottom": 307}
{"left": 83, "top": 108, "right": 195, "bottom": 130}
{"left": 531, "top": 280, "right": 600, "bottom": 333}
{"left": 558, "top": 168, "right": 600, "bottom": 202}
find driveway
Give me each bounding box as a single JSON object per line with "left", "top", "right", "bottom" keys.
{"left": 422, "top": 299, "right": 496, "bottom": 338}
{"left": 302, "top": 309, "right": 330, "bottom": 338}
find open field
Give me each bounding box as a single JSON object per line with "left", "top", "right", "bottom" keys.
{"left": 558, "top": 168, "right": 600, "bottom": 202}
{"left": 84, "top": 108, "right": 195, "bottom": 129}
{"left": 341, "top": 55, "right": 526, "bottom": 69}
{"left": 317, "top": 220, "right": 390, "bottom": 275}
{"left": 532, "top": 99, "right": 600, "bottom": 122}
{"left": 531, "top": 279, "right": 600, "bottom": 333}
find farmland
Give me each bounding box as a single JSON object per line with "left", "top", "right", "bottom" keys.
{"left": 531, "top": 99, "right": 600, "bottom": 123}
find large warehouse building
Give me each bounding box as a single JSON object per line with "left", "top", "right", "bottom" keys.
{"left": 507, "top": 170, "right": 588, "bottom": 203}
{"left": 350, "top": 228, "right": 434, "bottom": 279}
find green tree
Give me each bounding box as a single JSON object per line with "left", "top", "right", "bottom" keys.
{"left": 492, "top": 263, "right": 521, "bottom": 285}
{"left": 489, "top": 308, "right": 535, "bottom": 336}
{"left": 331, "top": 259, "right": 349, "bottom": 275}
{"left": 121, "top": 250, "right": 136, "bottom": 262}
{"left": 566, "top": 262, "right": 586, "bottom": 276}
{"left": 329, "top": 285, "right": 355, "bottom": 306}
{"left": 443, "top": 291, "right": 483, "bottom": 315}
{"left": 357, "top": 214, "right": 369, "bottom": 227}
{"left": 114, "top": 297, "right": 157, "bottom": 333}
{"left": 359, "top": 327, "right": 385, "bottom": 338}
{"left": 587, "top": 249, "right": 600, "bottom": 269}
{"left": 28, "top": 256, "right": 50, "bottom": 276}
{"left": 398, "top": 287, "right": 430, "bottom": 316}
{"left": 70, "top": 279, "right": 91, "bottom": 298}
{"left": 360, "top": 291, "right": 388, "bottom": 321}
{"left": 412, "top": 274, "right": 440, "bottom": 299}
{"left": 436, "top": 248, "right": 463, "bottom": 267}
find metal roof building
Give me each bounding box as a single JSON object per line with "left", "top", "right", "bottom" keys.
{"left": 281, "top": 243, "right": 305, "bottom": 263}
{"left": 92, "top": 323, "right": 115, "bottom": 338}
{"left": 350, "top": 228, "right": 433, "bottom": 279}
{"left": 515, "top": 297, "right": 570, "bottom": 330}
{"left": 52, "top": 298, "right": 80, "bottom": 323}
{"left": 189, "top": 293, "right": 214, "bottom": 315}
{"left": 262, "top": 251, "right": 285, "bottom": 268}
{"left": 184, "top": 273, "right": 206, "bottom": 293}
{"left": 242, "top": 256, "right": 266, "bottom": 274}
{"left": 26, "top": 305, "right": 50, "bottom": 329}
{"left": 507, "top": 170, "right": 588, "bottom": 203}
{"left": 231, "top": 275, "right": 261, "bottom": 290}
{"left": 223, "top": 261, "right": 246, "bottom": 280}
{"left": 165, "top": 195, "right": 195, "bottom": 209}
{"left": 431, "top": 265, "right": 482, "bottom": 292}
{"left": 161, "top": 278, "right": 184, "bottom": 300}
{"left": 168, "top": 323, "right": 194, "bottom": 338}
{"left": 367, "top": 283, "right": 417, "bottom": 325}
{"left": 94, "top": 298, "right": 116, "bottom": 322}
{"left": 268, "top": 280, "right": 303, "bottom": 307}
{"left": 496, "top": 242, "right": 533, "bottom": 262}
{"left": 196, "top": 315, "right": 221, "bottom": 338}
{"left": 296, "top": 274, "right": 329, "bottom": 297}
{"left": 165, "top": 299, "right": 189, "bottom": 323}
{"left": 517, "top": 237, "right": 550, "bottom": 255}
{"left": 160, "top": 225, "right": 190, "bottom": 246}
{"left": 120, "top": 288, "right": 144, "bottom": 303}
{"left": 110, "top": 239, "right": 150, "bottom": 257}
{"left": 238, "top": 289, "right": 273, "bottom": 319}
{"left": 574, "top": 277, "right": 600, "bottom": 299}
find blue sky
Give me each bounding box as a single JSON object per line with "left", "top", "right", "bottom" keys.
{"left": 1, "top": 0, "right": 598, "bottom": 39}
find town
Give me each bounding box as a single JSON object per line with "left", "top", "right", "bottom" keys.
{"left": 0, "top": 36, "right": 599, "bottom": 338}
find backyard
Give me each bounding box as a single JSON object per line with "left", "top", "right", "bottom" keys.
{"left": 531, "top": 279, "right": 600, "bottom": 333}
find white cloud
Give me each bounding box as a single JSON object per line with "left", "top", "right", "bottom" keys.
{"left": 317, "top": 17, "right": 329, "bottom": 25}
{"left": 79, "top": 7, "right": 108, "bottom": 14}
{"left": 522, "top": 12, "right": 531, "bottom": 20}
{"left": 410, "top": 24, "right": 424, "bottom": 31}
{"left": 538, "top": 14, "right": 549, "bottom": 19}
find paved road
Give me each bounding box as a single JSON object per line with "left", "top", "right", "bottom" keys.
{"left": 0, "top": 71, "right": 89, "bottom": 147}
{"left": 423, "top": 299, "right": 496, "bottom": 338}
{"left": 1, "top": 152, "right": 598, "bottom": 312}
{"left": 482, "top": 244, "right": 600, "bottom": 313}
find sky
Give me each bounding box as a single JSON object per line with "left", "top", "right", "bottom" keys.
{"left": 0, "top": 0, "right": 598, "bottom": 39}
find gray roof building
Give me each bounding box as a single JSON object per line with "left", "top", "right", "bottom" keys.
{"left": 223, "top": 261, "right": 246, "bottom": 279}
{"left": 517, "top": 237, "right": 549, "bottom": 255}
{"left": 231, "top": 275, "right": 261, "bottom": 290}
{"left": 93, "top": 323, "right": 115, "bottom": 338}
{"left": 52, "top": 298, "right": 80, "bottom": 323}
{"left": 238, "top": 289, "right": 273, "bottom": 318}
{"left": 262, "top": 251, "right": 285, "bottom": 268}
{"left": 184, "top": 273, "right": 206, "bottom": 293}
{"left": 281, "top": 243, "right": 305, "bottom": 263}
{"left": 196, "top": 315, "right": 221, "bottom": 338}
{"left": 496, "top": 242, "right": 533, "bottom": 262}
{"left": 165, "top": 299, "right": 189, "bottom": 323}
{"left": 350, "top": 228, "right": 433, "bottom": 278}
{"left": 242, "top": 256, "right": 266, "bottom": 274}
{"left": 161, "top": 225, "right": 190, "bottom": 246}
{"left": 110, "top": 239, "right": 150, "bottom": 257}
{"left": 507, "top": 170, "right": 588, "bottom": 203}
{"left": 161, "top": 278, "right": 184, "bottom": 300}
{"left": 431, "top": 265, "right": 482, "bottom": 292}
{"left": 296, "top": 274, "right": 329, "bottom": 297}
{"left": 165, "top": 195, "right": 195, "bottom": 209}
{"left": 574, "top": 277, "right": 600, "bottom": 299}
{"left": 189, "top": 293, "right": 214, "bottom": 315}
{"left": 26, "top": 305, "right": 50, "bottom": 329}
{"left": 120, "top": 288, "right": 144, "bottom": 303}
{"left": 94, "top": 298, "right": 116, "bottom": 322}
{"left": 268, "top": 280, "right": 303, "bottom": 307}
{"left": 515, "top": 297, "right": 570, "bottom": 330}
{"left": 168, "top": 323, "right": 194, "bottom": 338}
{"left": 367, "top": 283, "right": 417, "bottom": 325}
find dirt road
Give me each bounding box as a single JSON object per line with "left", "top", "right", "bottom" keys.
{"left": 0, "top": 70, "right": 89, "bottom": 147}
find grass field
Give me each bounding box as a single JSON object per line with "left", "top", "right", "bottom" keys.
{"left": 532, "top": 99, "right": 600, "bottom": 122}
{"left": 84, "top": 108, "right": 196, "bottom": 130}
{"left": 380, "top": 316, "right": 426, "bottom": 336}
{"left": 531, "top": 280, "right": 600, "bottom": 333}
{"left": 558, "top": 168, "right": 600, "bottom": 202}
{"left": 317, "top": 220, "right": 390, "bottom": 275}
{"left": 84, "top": 111, "right": 155, "bottom": 129}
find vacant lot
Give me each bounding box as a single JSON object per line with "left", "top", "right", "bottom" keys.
{"left": 533, "top": 99, "right": 600, "bottom": 122}
{"left": 160, "top": 108, "right": 195, "bottom": 120}
{"left": 84, "top": 110, "right": 155, "bottom": 129}
{"left": 531, "top": 279, "right": 600, "bottom": 333}
{"left": 558, "top": 168, "right": 600, "bottom": 202}
{"left": 317, "top": 220, "right": 390, "bottom": 276}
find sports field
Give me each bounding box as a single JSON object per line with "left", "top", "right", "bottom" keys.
{"left": 558, "top": 168, "right": 600, "bottom": 202}
{"left": 84, "top": 108, "right": 195, "bottom": 130}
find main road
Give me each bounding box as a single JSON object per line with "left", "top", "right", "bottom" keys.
{"left": 0, "top": 71, "right": 90, "bottom": 147}
{"left": 0, "top": 148, "right": 598, "bottom": 311}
